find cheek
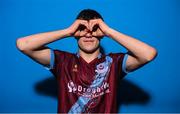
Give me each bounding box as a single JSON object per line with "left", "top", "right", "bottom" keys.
{"left": 77, "top": 38, "right": 84, "bottom": 46}
{"left": 94, "top": 39, "right": 100, "bottom": 45}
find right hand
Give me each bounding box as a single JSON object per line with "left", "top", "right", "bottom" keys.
{"left": 66, "top": 20, "right": 89, "bottom": 37}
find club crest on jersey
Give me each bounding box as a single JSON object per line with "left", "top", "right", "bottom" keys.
{"left": 95, "top": 56, "right": 112, "bottom": 74}
{"left": 96, "top": 63, "right": 107, "bottom": 74}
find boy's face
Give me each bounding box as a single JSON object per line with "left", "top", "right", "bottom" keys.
{"left": 75, "top": 19, "right": 103, "bottom": 53}
{"left": 77, "top": 32, "right": 100, "bottom": 54}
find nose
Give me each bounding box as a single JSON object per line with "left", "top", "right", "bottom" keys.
{"left": 85, "top": 31, "right": 92, "bottom": 38}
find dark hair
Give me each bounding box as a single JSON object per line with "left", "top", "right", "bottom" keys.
{"left": 76, "top": 9, "right": 103, "bottom": 21}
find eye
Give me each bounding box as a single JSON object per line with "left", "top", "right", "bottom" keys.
{"left": 78, "top": 24, "right": 87, "bottom": 31}
{"left": 92, "top": 24, "right": 99, "bottom": 32}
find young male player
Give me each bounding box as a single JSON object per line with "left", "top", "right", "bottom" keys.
{"left": 16, "top": 9, "right": 157, "bottom": 113}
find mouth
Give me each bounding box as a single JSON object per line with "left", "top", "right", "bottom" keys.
{"left": 83, "top": 39, "right": 94, "bottom": 42}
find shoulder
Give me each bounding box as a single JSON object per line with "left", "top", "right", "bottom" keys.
{"left": 52, "top": 49, "right": 76, "bottom": 62}
{"left": 53, "top": 49, "right": 75, "bottom": 57}
{"left": 107, "top": 52, "right": 125, "bottom": 59}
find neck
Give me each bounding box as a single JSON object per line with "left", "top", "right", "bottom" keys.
{"left": 79, "top": 49, "right": 100, "bottom": 63}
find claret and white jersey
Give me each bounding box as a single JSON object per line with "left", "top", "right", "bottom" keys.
{"left": 48, "top": 49, "right": 128, "bottom": 113}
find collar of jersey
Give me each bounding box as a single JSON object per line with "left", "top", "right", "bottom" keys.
{"left": 76, "top": 52, "right": 102, "bottom": 59}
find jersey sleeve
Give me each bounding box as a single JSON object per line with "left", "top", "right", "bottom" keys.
{"left": 44, "top": 48, "right": 55, "bottom": 70}
{"left": 45, "top": 49, "right": 69, "bottom": 78}
{"left": 109, "top": 53, "right": 129, "bottom": 79}
{"left": 122, "top": 53, "right": 129, "bottom": 74}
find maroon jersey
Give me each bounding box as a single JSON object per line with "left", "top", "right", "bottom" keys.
{"left": 48, "top": 49, "right": 128, "bottom": 113}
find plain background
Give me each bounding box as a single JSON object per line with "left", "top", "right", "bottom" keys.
{"left": 0, "top": 0, "right": 179, "bottom": 113}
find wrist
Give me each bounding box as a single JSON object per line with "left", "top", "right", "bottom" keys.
{"left": 104, "top": 28, "right": 114, "bottom": 37}
{"left": 63, "top": 28, "right": 73, "bottom": 37}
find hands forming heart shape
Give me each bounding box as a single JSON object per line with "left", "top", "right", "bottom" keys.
{"left": 67, "top": 19, "right": 110, "bottom": 38}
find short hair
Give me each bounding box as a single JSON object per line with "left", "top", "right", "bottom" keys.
{"left": 76, "top": 9, "right": 104, "bottom": 21}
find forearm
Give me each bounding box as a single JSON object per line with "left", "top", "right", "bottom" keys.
{"left": 108, "top": 28, "right": 157, "bottom": 61}
{"left": 16, "top": 29, "right": 70, "bottom": 51}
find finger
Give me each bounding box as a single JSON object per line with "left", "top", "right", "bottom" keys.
{"left": 80, "top": 31, "right": 87, "bottom": 37}
{"left": 80, "top": 20, "right": 89, "bottom": 29}
{"left": 89, "top": 20, "right": 95, "bottom": 31}
{"left": 89, "top": 21, "right": 92, "bottom": 31}
{"left": 92, "top": 31, "right": 97, "bottom": 37}
{"left": 92, "top": 24, "right": 99, "bottom": 32}
{"left": 91, "top": 22, "right": 97, "bottom": 32}
{"left": 89, "top": 19, "right": 99, "bottom": 31}
{"left": 78, "top": 22, "right": 89, "bottom": 31}
{"left": 97, "top": 28, "right": 104, "bottom": 37}
{"left": 92, "top": 28, "right": 104, "bottom": 38}
{"left": 92, "top": 22, "right": 99, "bottom": 32}
{"left": 74, "top": 30, "right": 80, "bottom": 37}
{"left": 78, "top": 24, "right": 86, "bottom": 31}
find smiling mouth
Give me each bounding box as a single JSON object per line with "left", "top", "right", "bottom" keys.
{"left": 83, "top": 39, "right": 94, "bottom": 42}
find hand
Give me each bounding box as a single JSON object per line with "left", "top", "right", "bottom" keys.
{"left": 89, "top": 19, "right": 111, "bottom": 37}
{"left": 91, "top": 24, "right": 105, "bottom": 38}
{"left": 66, "top": 20, "right": 89, "bottom": 37}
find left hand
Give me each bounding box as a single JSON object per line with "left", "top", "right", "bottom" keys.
{"left": 89, "top": 19, "right": 111, "bottom": 37}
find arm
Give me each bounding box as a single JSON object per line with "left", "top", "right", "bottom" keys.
{"left": 16, "top": 20, "right": 89, "bottom": 67}
{"left": 89, "top": 19, "right": 157, "bottom": 72}
{"left": 108, "top": 29, "right": 157, "bottom": 72}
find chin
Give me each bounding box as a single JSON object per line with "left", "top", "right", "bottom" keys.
{"left": 79, "top": 46, "right": 99, "bottom": 54}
